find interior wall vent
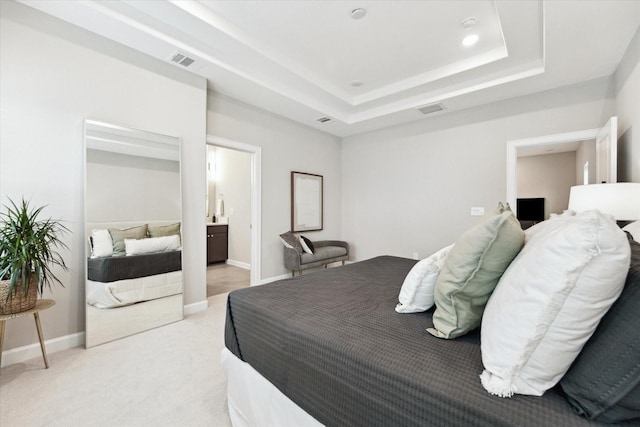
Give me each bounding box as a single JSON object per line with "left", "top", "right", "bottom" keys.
{"left": 169, "top": 52, "right": 196, "bottom": 67}
{"left": 316, "top": 116, "right": 331, "bottom": 123}
{"left": 416, "top": 103, "right": 445, "bottom": 115}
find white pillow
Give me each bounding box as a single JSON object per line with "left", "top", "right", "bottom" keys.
{"left": 480, "top": 210, "right": 630, "bottom": 397}
{"left": 124, "top": 235, "right": 181, "bottom": 256}
{"left": 395, "top": 244, "right": 454, "bottom": 313}
{"left": 90, "top": 229, "right": 113, "bottom": 258}
{"left": 623, "top": 220, "right": 640, "bottom": 241}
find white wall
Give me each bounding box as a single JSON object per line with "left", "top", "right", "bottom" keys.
{"left": 615, "top": 26, "right": 640, "bottom": 182}
{"left": 0, "top": 2, "right": 207, "bottom": 353}
{"left": 206, "top": 92, "right": 342, "bottom": 280}
{"left": 517, "top": 152, "right": 577, "bottom": 219}
{"left": 342, "top": 78, "right": 615, "bottom": 261}
{"left": 575, "top": 140, "right": 596, "bottom": 185}
{"left": 86, "top": 150, "right": 181, "bottom": 222}
{"left": 213, "top": 146, "right": 251, "bottom": 266}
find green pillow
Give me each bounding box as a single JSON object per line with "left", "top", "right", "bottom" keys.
{"left": 148, "top": 222, "right": 181, "bottom": 239}
{"left": 108, "top": 224, "right": 148, "bottom": 256}
{"left": 427, "top": 203, "right": 524, "bottom": 339}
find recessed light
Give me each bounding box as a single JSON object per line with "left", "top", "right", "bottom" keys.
{"left": 462, "top": 34, "right": 479, "bottom": 47}
{"left": 351, "top": 8, "right": 366, "bottom": 20}
{"left": 461, "top": 17, "right": 477, "bottom": 30}
{"left": 351, "top": 80, "right": 364, "bottom": 87}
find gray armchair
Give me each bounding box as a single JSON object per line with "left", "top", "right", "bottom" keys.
{"left": 284, "top": 240, "right": 349, "bottom": 276}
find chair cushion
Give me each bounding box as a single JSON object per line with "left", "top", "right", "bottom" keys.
{"left": 301, "top": 246, "right": 347, "bottom": 263}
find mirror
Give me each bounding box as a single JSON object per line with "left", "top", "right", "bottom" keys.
{"left": 84, "top": 120, "right": 183, "bottom": 348}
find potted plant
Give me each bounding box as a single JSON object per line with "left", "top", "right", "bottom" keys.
{"left": 0, "top": 198, "right": 69, "bottom": 314}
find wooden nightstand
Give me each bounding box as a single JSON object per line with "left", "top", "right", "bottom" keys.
{"left": 0, "top": 299, "right": 55, "bottom": 369}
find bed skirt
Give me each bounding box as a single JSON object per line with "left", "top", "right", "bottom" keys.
{"left": 221, "top": 348, "right": 323, "bottom": 427}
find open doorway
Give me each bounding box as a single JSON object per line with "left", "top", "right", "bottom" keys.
{"left": 506, "top": 117, "right": 617, "bottom": 223}
{"left": 206, "top": 136, "right": 262, "bottom": 293}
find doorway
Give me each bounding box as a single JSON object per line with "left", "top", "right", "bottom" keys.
{"left": 206, "top": 136, "right": 262, "bottom": 288}
{"left": 506, "top": 117, "right": 617, "bottom": 218}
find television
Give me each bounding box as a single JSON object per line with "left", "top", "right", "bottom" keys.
{"left": 516, "top": 198, "right": 545, "bottom": 222}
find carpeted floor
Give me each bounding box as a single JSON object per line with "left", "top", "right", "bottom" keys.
{"left": 0, "top": 293, "right": 232, "bottom": 427}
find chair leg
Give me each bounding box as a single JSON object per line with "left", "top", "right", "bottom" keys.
{"left": 342, "top": 260, "right": 345, "bottom": 266}
{"left": 298, "top": 270, "right": 302, "bottom": 276}
{"left": 291, "top": 271, "right": 295, "bottom": 277}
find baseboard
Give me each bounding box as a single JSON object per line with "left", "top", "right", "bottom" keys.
{"left": 259, "top": 273, "right": 292, "bottom": 285}
{"left": 1, "top": 331, "right": 85, "bottom": 368}
{"left": 259, "top": 263, "right": 350, "bottom": 285}
{"left": 226, "top": 259, "right": 250, "bottom": 270}
{"left": 184, "top": 299, "right": 208, "bottom": 315}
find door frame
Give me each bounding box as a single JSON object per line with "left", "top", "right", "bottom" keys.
{"left": 506, "top": 128, "right": 599, "bottom": 216}
{"left": 207, "top": 135, "right": 261, "bottom": 286}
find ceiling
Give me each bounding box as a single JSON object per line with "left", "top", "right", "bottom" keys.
{"left": 17, "top": 0, "right": 640, "bottom": 137}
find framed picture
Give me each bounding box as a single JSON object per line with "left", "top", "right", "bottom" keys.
{"left": 291, "top": 171, "right": 323, "bottom": 232}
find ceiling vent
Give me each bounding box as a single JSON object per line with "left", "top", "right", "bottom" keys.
{"left": 169, "top": 51, "right": 196, "bottom": 67}
{"left": 316, "top": 116, "right": 331, "bottom": 123}
{"left": 416, "top": 103, "right": 446, "bottom": 115}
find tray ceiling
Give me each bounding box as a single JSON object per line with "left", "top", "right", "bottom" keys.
{"left": 17, "top": 0, "right": 640, "bottom": 137}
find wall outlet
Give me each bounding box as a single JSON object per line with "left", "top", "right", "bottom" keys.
{"left": 412, "top": 251, "right": 419, "bottom": 260}
{"left": 470, "top": 207, "right": 485, "bottom": 216}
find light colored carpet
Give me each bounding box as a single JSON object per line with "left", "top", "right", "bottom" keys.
{"left": 0, "top": 293, "right": 232, "bottom": 427}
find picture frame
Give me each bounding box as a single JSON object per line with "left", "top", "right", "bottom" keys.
{"left": 291, "top": 171, "right": 323, "bottom": 232}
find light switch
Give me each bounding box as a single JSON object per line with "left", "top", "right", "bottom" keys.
{"left": 470, "top": 207, "right": 485, "bottom": 216}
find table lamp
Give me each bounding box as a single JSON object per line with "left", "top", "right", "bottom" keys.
{"left": 568, "top": 183, "right": 640, "bottom": 221}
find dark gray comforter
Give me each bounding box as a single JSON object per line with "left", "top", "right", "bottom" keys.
{"left": 87, "top": 250, "right": 181, "bottom": 282}
{"left": 224, "top": 256, "right": 610, "bottom": 426}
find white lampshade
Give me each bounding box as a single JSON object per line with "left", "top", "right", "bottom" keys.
{"left": 568, "top": 183, "right": 640, "bottom": 220}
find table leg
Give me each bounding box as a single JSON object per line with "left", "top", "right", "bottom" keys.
{"left": 0, "top": 320, "right": 5, "bottom": 369}
{"left": 33, "top": 313, "right": 49, "bottom": 369}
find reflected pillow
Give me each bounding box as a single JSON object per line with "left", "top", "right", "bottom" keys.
{"left": 109, "top": 224, "right": 148, "bottom": 256}
{"left": 149, "top": 222, "right": 181, "bottom": 239}
{"left": 396, "top": 244, "right": 453, "bottom": 313}
{"left": 427, "top": 203, "right": 524, "bottom": 339}
{"left": 90, "top": 229, "right": 113, "bottom": 258}
{"left": 124, "top": 235, "right": 181, "bottom": 256}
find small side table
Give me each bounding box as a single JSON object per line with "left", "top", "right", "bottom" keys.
{"left": 0, "top": 299, "right": 55, "bottom": 369}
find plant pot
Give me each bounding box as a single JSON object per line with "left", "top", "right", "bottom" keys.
{"left": 0, "top": 277, "right": 37, "bottom": 314}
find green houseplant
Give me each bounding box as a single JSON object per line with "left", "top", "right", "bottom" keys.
{"left": 0, "top": 198, "right": 69, "bottom": 314}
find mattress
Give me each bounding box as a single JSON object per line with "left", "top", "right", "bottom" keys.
{"left": 225, "top": 256, "right": 609, "bottom": 427}
{"left": 87, "top": 270, "right": 183, "bottom": 309}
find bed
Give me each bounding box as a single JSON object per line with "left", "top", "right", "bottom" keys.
{"left": 223, "top": 223, "right": 640, "bottom": 426}
{"left": 85, "top": 221, "right": 183, "bottom": 348}
{"left": 87, "top": 251, "right": 182, "bottom": 308}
